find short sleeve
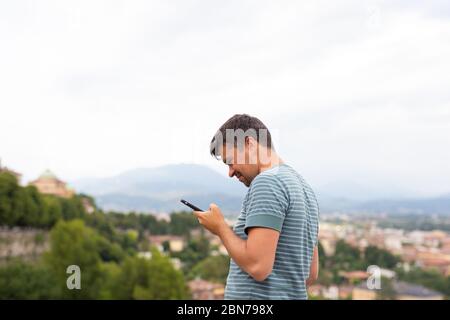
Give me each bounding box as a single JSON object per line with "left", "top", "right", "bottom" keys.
{"left": 244, "top": 174, "right": 288, "bottom": 235}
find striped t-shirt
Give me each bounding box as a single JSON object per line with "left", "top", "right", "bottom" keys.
{"left": 224, "top": 163, "right": 319, "bottom": 300}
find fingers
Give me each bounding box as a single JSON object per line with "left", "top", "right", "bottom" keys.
{"left": 193, "top": 211, "right": 202, "bottom": 218}
{"left": 194, "top": 210, "right": 211, "bottom": 217}
{"left": 209, "top": 203, "right": 218, "bottom": 211}
{"left": 193, "top": 211, "right": 205, "bottom": 225}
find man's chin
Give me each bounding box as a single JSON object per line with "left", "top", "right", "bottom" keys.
{"left": 236, "top": 176, "right": 250, "bottom": 187}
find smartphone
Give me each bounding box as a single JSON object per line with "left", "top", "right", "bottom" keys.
{"left": 180, "top": 199, "right": 204, "bottom": 212}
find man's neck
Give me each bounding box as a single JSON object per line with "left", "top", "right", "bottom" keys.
{"left": 258, "top": 152, "right": 283, "bottom": 174}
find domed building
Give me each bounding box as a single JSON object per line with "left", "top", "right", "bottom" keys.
{"left": 29, "top": 170, "right": 74, "bottom": 198}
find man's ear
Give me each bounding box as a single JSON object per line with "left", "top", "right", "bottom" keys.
{"left": 245, "top": 136, "right": 259, "bottom": 164}
{"left": 246, "top": 136, "right": 257, "bottom": 148}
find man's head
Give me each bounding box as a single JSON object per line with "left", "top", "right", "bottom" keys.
{"left": 210, "top": 114, "right": 275, "bottom": 187}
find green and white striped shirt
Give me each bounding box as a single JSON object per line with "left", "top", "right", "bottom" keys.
{"left": 224, "top": 163, "right": 319, "bottom": 300}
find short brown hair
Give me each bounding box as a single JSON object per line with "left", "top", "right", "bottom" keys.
{"left": 210, "top": 114, "right": 273, "bottom": 159}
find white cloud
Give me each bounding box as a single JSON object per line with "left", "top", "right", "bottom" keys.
{"left": 0, "top": 0, "right": 449, "bottom": 197}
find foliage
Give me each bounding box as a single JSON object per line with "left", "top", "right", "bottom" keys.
{"left": 171, "top": 235, "right": 211, "bottom": 273}
{"left": 105, "top": 249, "right": 190, "bottom": 300}
{"left": 0, "top": 172, "right": 86, "bottom": 228}
{"left": 189, "top": 254, "right": 230, "bottom": 284}
{"left": 396, "top": 267, "right": 450, "bottom": 298}
{"left": 0, "top": 260, "right": 59, "bottom": 299}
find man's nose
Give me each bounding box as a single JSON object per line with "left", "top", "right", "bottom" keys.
{"left": 228, "top": 166, "right": 235, "bottom": 178}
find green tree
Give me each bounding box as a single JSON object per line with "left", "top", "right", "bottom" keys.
{"left": 97, "top": 262, "right": 122, "bottom": 299}
{"left": 172, "top": 235, "right": 211, "bottom": 273}
{"left": 189, "top": 254, "right": 230, "bottom": 284}
{"left": 144, "top": 249, "right": 190, "bottom": 299}
{"left": 364, "top": 245, "right": 400, "bottom": 269}
{"left": 318, "top": 241, "right": 327, "bottom": 270}
{"left": 96, "top": 236, "right": 126, "bottom": 263}
{"left": 0, "top": 260, "right": 59, "bottom": 299}
{"left": 0, "top": 172, "right": 20, "bottom": 226}
{"left": 332, "top": 240, "right": 364, "bottom": 270}
{"left": 139, "top": 214, "right": 169, "bottom": 235}
{"left": 84, "top": 211, "right": 117, "bottom": 241}
{"left": 60, "top": 196, "right": 86, "bottom": 220}
{"left": 396, "top": 267, "right": 450, "bottom": 298}
{"left": 44, "top": 219, "right": 104, "bottom": 299}
{"left": 119, "top": 229, "right": 139, "bottom": 255}
{"left": 326, "top": 240, "right": 365, "bottom": 284}
{"left": 107, "top": 249, "right": 189, "bottom": 299}
{"left": 41, "top": 195, "right": 63, "bottom": 228}
{"left": 21, "top": 186, "right": 43, "bottom": 226}
{"left": 0, "top": 172, "right": 89, "bottom": 228}
{"left": 169, "top": 212, "right": 199, "bottom": 236}
{"left": 162, "top": 240, "right": 171, "bottom": 252}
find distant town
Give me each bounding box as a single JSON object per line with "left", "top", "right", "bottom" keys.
{"left": 1, "top": 160, "right": 449, "bottom": 300}
{"left": 310, "top": 218, "right": 450, "bottom": 300}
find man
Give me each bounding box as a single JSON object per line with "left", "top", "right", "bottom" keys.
{"left": 193, "top": 114, "right": 319, "bottom": 300}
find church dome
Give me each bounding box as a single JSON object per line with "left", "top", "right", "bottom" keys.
{"left": 39, "top": 169, "right": 58, "bottom": 180}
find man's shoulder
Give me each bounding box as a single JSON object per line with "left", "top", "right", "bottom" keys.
{"left": 250, "top": 169, "right": 284, "bottom": 193}
{"left": 253, "top": 164, "right": 303, "bottom": 189}
{"left": 253, "top": 164, "right": 295, "bottom": 182}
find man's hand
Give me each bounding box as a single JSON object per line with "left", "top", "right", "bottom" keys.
{"left": 306, "top": 245, "right": 319, "bottom": 287}
{"left": 193, "top": 203, "right": 228, "bottom": 236}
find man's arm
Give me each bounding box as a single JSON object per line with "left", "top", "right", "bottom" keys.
{"left": 218, "top": 225, "right": 279, "bottom": 282}
{"left": 194, "top": 204, "right": 279, "bottom": 282}
{"left": 306, "top": 245, "right": 319, "bottom": 287}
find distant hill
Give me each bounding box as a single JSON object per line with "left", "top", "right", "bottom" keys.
{"left": 354, "top": 195, "right": 450, "bottom": 215}
{"left": 72, "top": 164, "right": 450, "bottom": 216}
{"left": 317, "top": 194, "right": 450, "bottom": 215}
{"left": 72, "top": 164, "right": 246, "bottom": 215}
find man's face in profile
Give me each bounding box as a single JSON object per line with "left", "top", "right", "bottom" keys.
{"left": 220, "top": 142, "right": 259, "bottom": 187}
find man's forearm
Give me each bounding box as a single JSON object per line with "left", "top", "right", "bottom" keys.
{"left": 218, "top": 224, "right": 257, "bottom": 276}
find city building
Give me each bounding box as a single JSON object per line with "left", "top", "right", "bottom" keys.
{"left": 81, "top": 197, "right": 95, "bottom": 214}
{"left": 29, "top": 170, "right": 74, "bottom": 198}
{"left": 352, "top": 284, "right": 377, "bottom": 300}
{"left": 188, "top": 278, "right": 225, "bottom": 300}
{"left": 338, "top": 285, "right": 354, "bottom": 300}
{"left": 339, "top": 271, "right": 369, "bottom": 284}
{"left": 137, "top": 251, "right": 182, "bottom": 270}
{"left": 394, "top": 281, "right": 444, "bottom": 300}
{"left": 148, "top": 235, "right": 185, "bottom": 252}
{"left": 352, "top": 281, "right": 444, "bottom": 300}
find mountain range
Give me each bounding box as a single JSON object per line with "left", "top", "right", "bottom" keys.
{"left": 71, "top": 164, "right": 246, "bottom": 215}
{"left": 71, "top": 164, "right": 450, "bottom": 216}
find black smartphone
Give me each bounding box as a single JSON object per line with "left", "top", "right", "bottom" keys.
{"left": 180, "top": 199, "right": 204, "bottom": 212}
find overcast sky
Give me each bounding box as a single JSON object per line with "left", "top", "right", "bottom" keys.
{"left": 1, "top": 0, "right": 449, "bottom": 198}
